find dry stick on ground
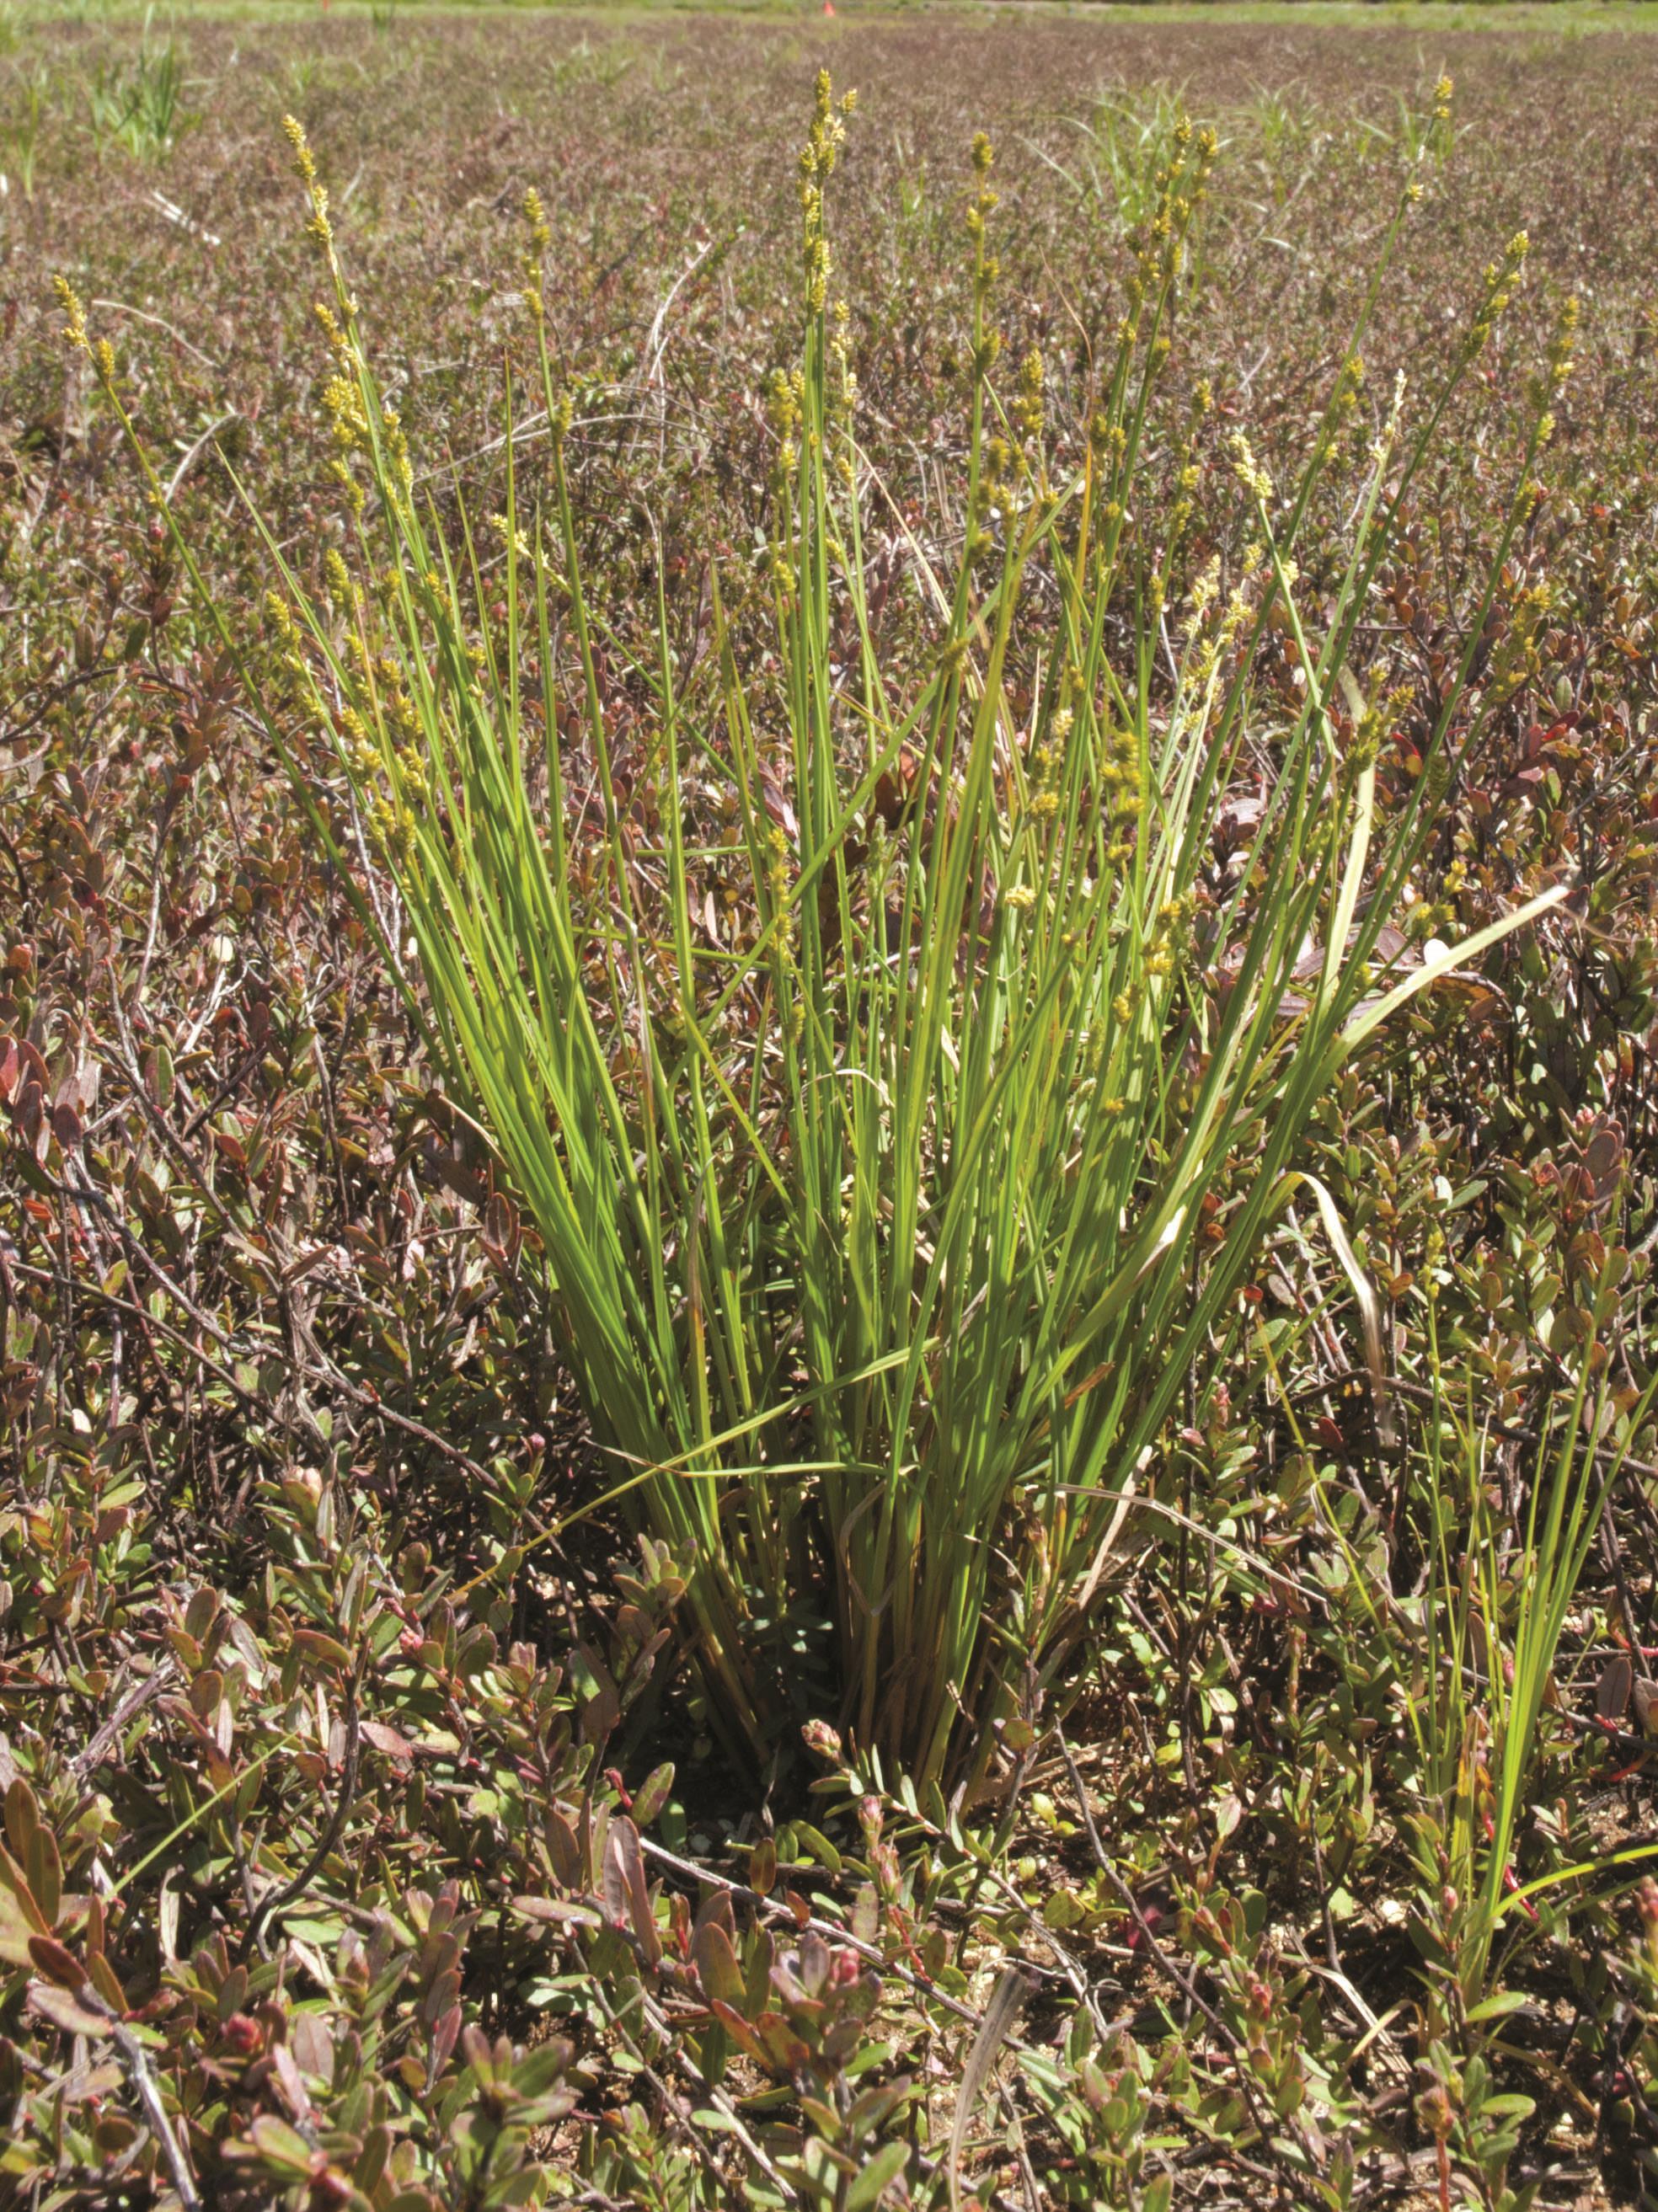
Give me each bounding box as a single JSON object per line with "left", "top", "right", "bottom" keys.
{"left": 602, "top": 1862, "right": 1036, "bottom": 2209}
{"left": 10, "top": 1253, "right": 275, "bottom": 1441}
{"left": 0, "top": 660, "right": 129, "bottom": 754}
{"left": 36, "top": 1158, "right": 504, "bottom": 1498}
{"left": 1055, "top": 1726, "right": 1321, "bottom": 2192}
{"left": 69, "top": 1660, "right": 176, "bottom": 1786}
{"left": 634, "top": 232, "right": 730, "bottom": 463}
{"left": 575, "top": 1942, "right": 800, "bottom": 2206}
{"left": 633, "top": 1977, "right": 802, "bottom": 2205}
{"left": 639, "top": 1833, "right": 1025, "bottom": 2038}
{"left": 1320, "top": 1365, "right": 1658, "bottom": 1485}
{"left": 67, "top": 1980, "right": 202, "bottom": 2210}
{"left": 90, "top": 297, "right": 222, "bottom": 373}
{"left": 17, "top": 1234, "right": 510, "bottom": 1545}
{"left": 163, "top": 412, "right": 241, "bottom": 505}
{"left": 241, "top": 1653, "right": 365, "bottom": 1962}
{"left": 99, "top": 978, "right": 510, "bottom": 1494}
{"left": 639, "top": 1827, "right": 1140, "bottom": 2092}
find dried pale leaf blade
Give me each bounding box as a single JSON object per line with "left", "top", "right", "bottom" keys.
{"left": 947, "top": 1965, "right": 1033, "bottom": 2211}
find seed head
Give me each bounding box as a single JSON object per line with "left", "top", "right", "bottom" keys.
{"left": 265, "top": 590, "right": 300, "bottom": 644}
{"left": 1227, "top": 431, "right": 1273, "bottom": 505}
{"left": 281, "top": 114, "right": 317, "bottom": 184}
{"left": 53, "top": 275, "right": 89, "bottom": 353}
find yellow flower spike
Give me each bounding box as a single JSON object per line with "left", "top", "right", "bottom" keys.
{"left": 52, "top": 275, "right": 89, "bottom": 353}
{"left": 305, "top": 186, "right": 334, "bottom": 252}
{"left": 265, "top": 591, "right": 300, "bottom": 644}
{"left": 281, "top": 114, "right": 317, "bottom": 184}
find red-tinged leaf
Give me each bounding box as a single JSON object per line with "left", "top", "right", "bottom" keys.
{"left": 87, "top": 1950, "right": 126, "bottom": 2015}
{"left": 0, "top": 1893, "right": 41, "bottom": 1965}
{"left": 794, "top": 1929, "right": 832, "bottom": 1996}
{"left": 631, "top": 1760, "right": 674, "bottom": 1829}
{"left": 756, "top": 2009, "right": 812, "bottom": 2075}
{"left": 511, "top": 1895, "right": 602, "bottom": 1929}
{"left": 1598, "top": 1653, "right": 1634, "bottom": 1723}
{"left": 360, "top": 1720, "right": 415, "bottom": 1763}
{"left": 83, "top": 2076, "right": 130, "bottom": 2122}
{"left": 29, "top": 1933, "right": 83, "bottom": 1987}
{"left": 1634, "top": 1678, "right": 1658, "bottom": 1736}
{"left": 693, "top": 1918, "right": 746, "bottom": 2010}
{"left": 1581, "top": 1123, "right": 1626, "bottom": 1194}
{"left": 604, "top": 1816, "right": 661, "bottom": 1965}
{"left": 710, "top": 1997, "right": 768, "bottom": 2066}
{"left": 431, "top": 2001, "right": 462, "bottom": 2078}
{"left": 212, "top": 1125, "right": 248, "bottom": 1173}
{"left": 851, "top": 1884, "right": 880, "bottom": 1948}
{"left": 272, "top": 2039, "right": 315, "bottom": 2124}
{"left": 291, "top": 1629, "right": 352, "bottom": 1670}
{"left": 244, "top": 2114, "right": 318, "bottom": 2175}
{"left": 420, "top": 1965, "right": 461, "bottom": 2031}
{"left": 758, "top": 770, "right": 800, "bottom": 842}
{"left": 666, "top": 1888, "right": 691, "bottom": 1956}
{"left": 544, "top": 1805, "right": 580, "bottom": 1887}
{"left": 601, "top": 1833, "right": 628, "bottom": 1928}
{"left": 56, "top": 1058, "right": 99, "bottom": 1118}
{"left": 481, "top": 1190, "right": 520, "bottom": 1265}
{"left": 188, "top": 1667, "right": 225, "bottom": 1721}
{"left": 750, "top": 1835, "right": 776, "bottom": 1898}
{"left": 15, "top": 1080, "right": 47, "bottom": 1164}
{"left": 291, "top": 2012, "right": 332, "bottom": 2082}
{"left": 693, "top": 1889, "right": 737, "bottom": 1943}
{"left": 3, "top": 1779, "right": 40, "bottom": 1865}
{"left": 28, "top": 1980, "right": 111, "bottom": 2038}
